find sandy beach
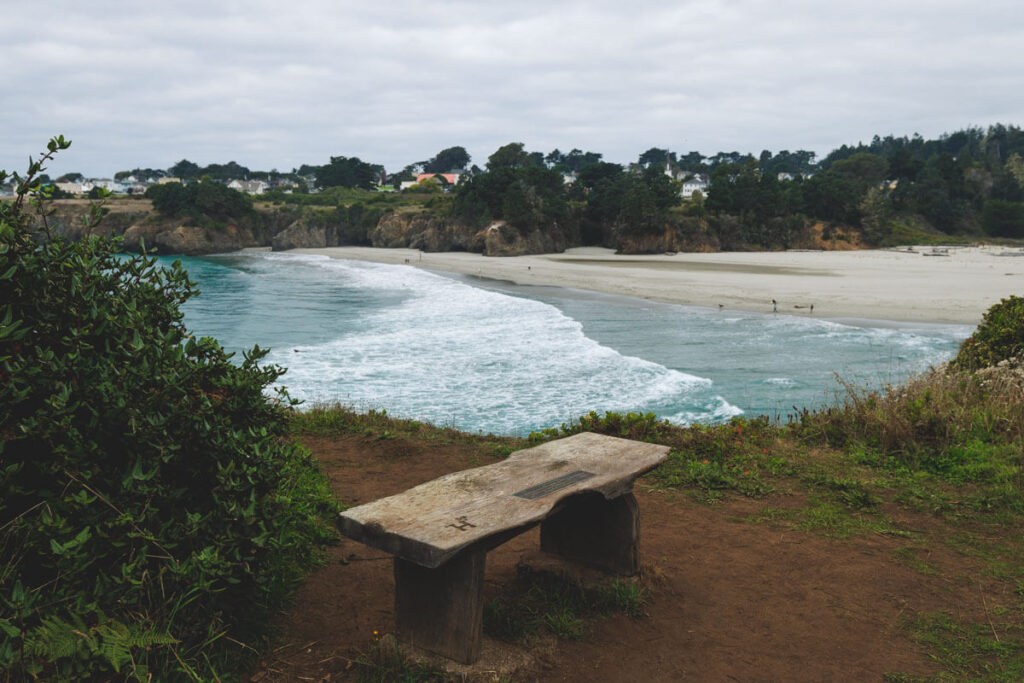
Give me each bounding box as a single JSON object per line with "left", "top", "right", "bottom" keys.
{"left": 289, "top": 245, "right": 1024, "bottom": 325}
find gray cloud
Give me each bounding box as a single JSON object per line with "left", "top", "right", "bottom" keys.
{"left": 2, "top": 0, "right": 1021, "bottom": 177}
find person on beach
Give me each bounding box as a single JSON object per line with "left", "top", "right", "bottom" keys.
{"left": 772, "top": 299, "right": 777, "bottom": 313}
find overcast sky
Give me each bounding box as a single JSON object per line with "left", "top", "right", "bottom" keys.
{"left": 2, "top": 0, "right": 1022, "bottom": 178}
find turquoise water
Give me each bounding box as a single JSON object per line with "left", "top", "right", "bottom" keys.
{"left": 168, "top": 252, "right": 971, "bottom": 436}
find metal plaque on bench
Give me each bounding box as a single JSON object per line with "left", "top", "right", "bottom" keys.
{"left": 512, "top": 470, "right": 596, "bottom": 500}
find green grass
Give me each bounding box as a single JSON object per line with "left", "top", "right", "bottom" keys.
{"left": 483, "top": 566, "right": 648, "bottom": 644}
{"left": 289, "top": 403, "right": 524, "bottom": 458}
{"left": 894, "top": 611, "right": 1024, "bottom": 682}
{"left": 880, "top": 216, "right": 977, "bottom": 247}
{"left": 353, "top": 635, "right": 452, "bottom": 683}
{"left": 892, "top": 547, "right": 941, "bottom": 576}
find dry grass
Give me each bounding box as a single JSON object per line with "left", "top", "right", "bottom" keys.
{"left": 796, "top": 362, "right": 1024, "bottom": 463}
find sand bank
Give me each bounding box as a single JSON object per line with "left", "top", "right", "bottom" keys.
{"left": 289, "top": 245, "right": 1024, "bottom": 325}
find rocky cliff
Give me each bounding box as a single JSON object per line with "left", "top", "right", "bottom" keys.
{"left": 366, "top": 212, "right": 571, "bottom": 256}
{"left": 614, "top": 216, "right": 721, "bottom": 254}
{"left": 32, "top": 200, "right": 299, "bottom": 255}
{"left": 34, "top": 201, "right": 575, "bottom": 256}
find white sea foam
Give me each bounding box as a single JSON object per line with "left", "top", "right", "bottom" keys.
{"left": 179, "top": 252, "right": 968, "bottom": 435}
{"left": 260, "top": 255, "right": 730, "bottom": 434}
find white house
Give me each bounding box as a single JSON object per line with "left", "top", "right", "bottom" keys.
{"left": 80, "top": 179, "right": 126, "bottom": 194}
{"left": 227, "top": 179, "right": 269, "bottom": 195}
{"left": 681, "top": 174, "right": 710, "bottom": 200}
{"left": 56, "top": 182, "right": 84, "bottom": 195}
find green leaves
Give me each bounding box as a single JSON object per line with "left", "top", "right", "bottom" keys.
{"left": 951, "top": 296, "right": 1024, "bottom": 370}
{"left": 1, "top": 140, "right": 339, "bottom": 680}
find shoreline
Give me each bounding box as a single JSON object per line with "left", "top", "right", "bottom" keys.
{"left": 285, "top": 245, "right": 1024, "bottom": 325}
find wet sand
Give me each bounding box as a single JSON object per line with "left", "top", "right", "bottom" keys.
{"left": 288, "top": 245, "right": 1024, "bottom": 325}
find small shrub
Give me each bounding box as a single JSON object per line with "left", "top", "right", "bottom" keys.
{"left": 951, "top": 296, "right": 1024, "bottom": 371}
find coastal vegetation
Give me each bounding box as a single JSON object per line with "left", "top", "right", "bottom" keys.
{"left": 145, "top": 176, "right": 255, "bottom": 225}
{"left": 281, "top": 297, "right": 1024, "bottom": 679}
{"left": 0, "top": 139, "right": 338, "bottom": 680}
{"left": 25, "top": 123, "right": 1023, "bottom": 257}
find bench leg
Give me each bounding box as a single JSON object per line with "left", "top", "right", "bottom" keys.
{"left": 393, "top": 547, "right": 486, "bottom": 664}
{"left": 540, "top": 492, "right": 640, "bottom": 575}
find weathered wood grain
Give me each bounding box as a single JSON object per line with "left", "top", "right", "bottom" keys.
{"left": 337, "top": 432, "right": 669, "bottom": 568}
{"left": 393, "top": 549, "right": 486, "bottom": 663}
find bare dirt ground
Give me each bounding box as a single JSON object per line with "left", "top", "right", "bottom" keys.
{"left": 249, "top": 433, "right": 995, "bottom": 681}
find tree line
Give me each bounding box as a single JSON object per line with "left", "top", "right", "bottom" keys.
{"left": 95, "top": 123, "right": 1024, "bottom": 249}
{"left": 443, "top": 124, "right": 1024, "bottom": 249}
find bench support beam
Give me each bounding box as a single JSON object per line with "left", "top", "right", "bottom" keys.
{"left": 540, "top": 492, "right": 640, "bottom": 575}
{"left": 393, "top": 547, "right": 486, "bottom": 663}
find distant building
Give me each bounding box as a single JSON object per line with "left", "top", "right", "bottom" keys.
{"left": 227, "top": 179, "right": 269, "bottom": 194}
{"left": 56, "top": 182, "right": 85, "bottom": 195}
{"left": 157, "top": 177, "right": 183, "bottom": 185}
{"left": 80, "top": 179, "right": 126, "bottom": 194}
{"left": 415, "top": 173, "right": 461, "bottom": 186}
{"left": 680, "top": 174, "right": 710, "bottom": 200}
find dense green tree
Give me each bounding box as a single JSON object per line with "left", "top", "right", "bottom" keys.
{"left": 202, "top": 160, "right": 251, "bottom": 181}
{"left": 859, "top": 186, "right": 892, "bottom": 243}
{"left": 676, "top": 151, "right": 706, "bottom": 172}
{"left": 982, "top": 199, "right": 1024, "bottom": 237}
{"left": 486, "top": 142, "right": 531, "bottom": 171}
{"left": 423, "top": 146, "right": 471, "bottom": 173}
{"left": 638, "top": 147, "right": 673, "bottom": 169}
{"left": 169, "top": 158, "right": 201, "bottom": 179}
{"left": 574, "top": 162, "right": 625, "bottom": 243}
{"left": 563, "top": 149, "right": 603, "bottom": 173}
{"left": 315, "top": 156, "right": 382, "bottom": 190}
{"left": 829, "top": 153, "right": 889, "bottom": 186}
{"left": 758, "top": 149, "right": 816, "bottom": 176}
{"left": 145, "top": 178, "right": 253, "bottom": 222}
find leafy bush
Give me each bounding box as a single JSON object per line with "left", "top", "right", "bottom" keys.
{"left": 1, "top": 139, "right": 338, "bottom": 679}
{"left": 145, "top": 177, "right": 253, "bottom": 223}
{"left": 951, "top": 296, "right": 1024, "bottom": 371}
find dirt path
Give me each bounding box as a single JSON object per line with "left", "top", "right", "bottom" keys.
{"left": 250, "top": 433, "right": 984, "bottom": 681}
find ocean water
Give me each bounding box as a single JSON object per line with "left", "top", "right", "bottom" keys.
{"left": 166, "top": 252, "right": 972, "bottom": 436}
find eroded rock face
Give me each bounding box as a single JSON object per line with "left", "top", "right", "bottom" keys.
{"left": 121, "top": 223, "right": 265, "bottom": 255}
{"left": 33, "top": 201, "right": 579, "bottom": 256}
{"left": 271, "top": 220, "right": 328, "bottom": 250}
{"left": 31, "top": 202, "right": 147, "bottom": 242}
{"left": 371, "top": 212, "right": 484, "bottom": 252}
{"left": 369, "top": 214, "right": 571, "bottom": 256}
{"left": 616, "top": 229, "right": 720, "bottom": 254}
{"left": 480, "top": 222, "right": 570, "bottom": 256}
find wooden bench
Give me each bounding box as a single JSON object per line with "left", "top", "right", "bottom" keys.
{"left": 336, "top": 432, "right": 670, "bottom": 663}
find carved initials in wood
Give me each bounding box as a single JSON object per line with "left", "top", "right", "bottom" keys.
{"left": 447, "top": 516, "right": 476, "bottom": 531}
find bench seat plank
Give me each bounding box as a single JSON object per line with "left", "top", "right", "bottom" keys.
{"left": 337, "top": 432, "right": 670, "bottom": 568}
